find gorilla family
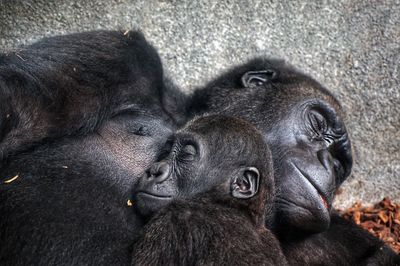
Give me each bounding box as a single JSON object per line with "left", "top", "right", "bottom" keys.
{"left": 132, "top": 115, "right": 287, "bottom": 266}
{"left": 0, "top": 30, "right": 399, "bottom": 265}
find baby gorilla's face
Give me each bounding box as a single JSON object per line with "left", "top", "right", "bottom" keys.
{"left": 133, "top": 116, "right": 265, "bottom": 217}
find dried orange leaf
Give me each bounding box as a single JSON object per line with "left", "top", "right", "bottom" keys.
{"left": 127, "top": 199, "right": 134, "bottom": 207}
{"left": 378, "top": 211, "right": 389, "bottom": 223}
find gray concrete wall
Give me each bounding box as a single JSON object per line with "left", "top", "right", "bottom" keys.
{"left": 0, "top": 0, "right": 399, "bottom": 208}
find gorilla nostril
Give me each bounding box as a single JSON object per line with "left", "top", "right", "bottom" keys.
{"left": 151, "top": 162, "right": 170, "bottom": 183}
{"left": 331, "top": 137, "right": 353, "bottom": 178}
{"left": 317, "top": 149, "right": 332, "bottom": 172}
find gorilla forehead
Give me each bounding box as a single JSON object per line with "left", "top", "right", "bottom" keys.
{"left": 179, "top": 115, "right": 271, "bottom": 167}
{"left": 182, "top": 114, "right": 265, "bottom": 142}
{"left": 210, "top": 87, "right": 343, "bottom": 139}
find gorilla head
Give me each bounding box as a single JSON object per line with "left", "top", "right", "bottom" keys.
{"left": 189, "top": 58, "right": 353, "bottom": 232}
{"left": 131, "top": 116, "right": 289, "bottom": 266}
{"left": 133, "top": 115, "right": 274, "bottom": 222}
{"left": 0, "top": 30, "right": 169, "bottom": 161}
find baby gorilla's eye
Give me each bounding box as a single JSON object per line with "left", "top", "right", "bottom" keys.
{"left": 183, "top": 144, "right": 196, "bottom": 155}
{"left": 180, "top": 144, "right": 197, "bottom": 161}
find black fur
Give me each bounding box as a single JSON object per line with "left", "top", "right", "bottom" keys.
{"left": 280, "top": 211, "right": 400, "bottom": 265}
{"left": 0, "top": 30, "right": 178, "bottom": 264}
{"left": 131, "top": 115, "right": 288, "bottom": 266}
{"left": 1, "top": 31, "right": 398, "bottom": 265}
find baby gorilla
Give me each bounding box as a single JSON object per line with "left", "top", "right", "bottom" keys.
{"left": 131, "top": 115, "right": 288, "bottom": 266}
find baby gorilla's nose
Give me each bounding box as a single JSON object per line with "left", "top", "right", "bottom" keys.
{"left": 149, "top": 162, "right": 170, "bottom": 183}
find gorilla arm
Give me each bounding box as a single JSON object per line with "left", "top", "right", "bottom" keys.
{"left": 281, "top": 212, "right": 400, "bottom": 266}
{"left": 131, "top": 201, "right": 283, "bottom": 266}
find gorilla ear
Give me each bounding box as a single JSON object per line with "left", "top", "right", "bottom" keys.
{"left": 231, "top": 167, "right": 260, "bottom": 199}
{"left": 241, "top": 70, "right": 278, "bottom": 88}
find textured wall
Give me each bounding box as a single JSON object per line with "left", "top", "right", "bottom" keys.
{"left": 1, "top": 0, "right": 399, "bottom": 208}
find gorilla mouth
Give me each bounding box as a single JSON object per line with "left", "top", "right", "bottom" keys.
{"left": 292, "top": 164, "right": 330, "bottom": 210}
{"left": 319, "top": 194, "right": 329, "bottom": 209}
{"left": 136, "top": 191, "right": 172, "bottom": 199}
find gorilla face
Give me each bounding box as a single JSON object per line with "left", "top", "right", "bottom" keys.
{"left": 189, "top": 59, "right": 353, "bottom": 232}
{"left": 133, "top": 134, "right": 205, "bottom": 216}
{"left": 267, "top": 99, "right": 352, "bottom": 232}
{"left": 133, "top": 115, "right": 271, "bottom": 217}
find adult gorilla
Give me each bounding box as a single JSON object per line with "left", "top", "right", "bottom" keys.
{"left": 0, "top": 30, "right": 183, "bottom": 264}
{"left": 186, "top": 58, "right": 399, "bottom": 265}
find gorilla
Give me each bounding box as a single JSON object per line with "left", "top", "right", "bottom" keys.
{"left": 0, "top": 30, "right": 182, "bottom": 264}
{"left": 0, "top": 30, "right": 398, "bottom": 265}
{"left": 132, "top": 115, "right": 287, "bottom": 266}
{"left": 185, "top": 58, "right": 400, "bottom": 265}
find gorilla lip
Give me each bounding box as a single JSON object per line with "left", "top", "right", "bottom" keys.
{"left": 292, "top": 163, "right": 330, "bottom": 210}
{"left": 136, "top": 191, "right": 172, "bottom": 199}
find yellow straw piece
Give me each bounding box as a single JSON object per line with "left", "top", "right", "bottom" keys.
{"left": 127, "top": 199, "right": 134, "bottom": 207}
{"left": 4, "top": 174, "right": 19, "bottom": 184}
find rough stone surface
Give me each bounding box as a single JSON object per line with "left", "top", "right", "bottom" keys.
{"left": 0, "top": 0, "right": 399, "bottom": 208}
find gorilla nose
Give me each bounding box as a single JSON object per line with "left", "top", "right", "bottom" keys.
{"left": 317, "top": 149, "right": 333, "bottom": 172}
{"left": 149, "top": 162, "right": 170, "bottom": 183}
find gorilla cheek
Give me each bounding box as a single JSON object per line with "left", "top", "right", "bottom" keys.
{"left": 99, "top": 132, "right": 166, "bottom": 180}
{"left": 97, "top": 115, "right": 175, "bottom": 180}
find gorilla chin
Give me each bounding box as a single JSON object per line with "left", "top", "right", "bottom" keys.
{"left": 275, "top": 161, "right": 333, "bottom": 233}
{"left": 276, "top": 194, "right": 331, "bottom": 233}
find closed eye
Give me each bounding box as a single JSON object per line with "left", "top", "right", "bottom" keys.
{"left": 309, "top": 111, "right": 327, "bottom": 134}
{"left": 177, "top": 143, "right": 197, "bottom": 162}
